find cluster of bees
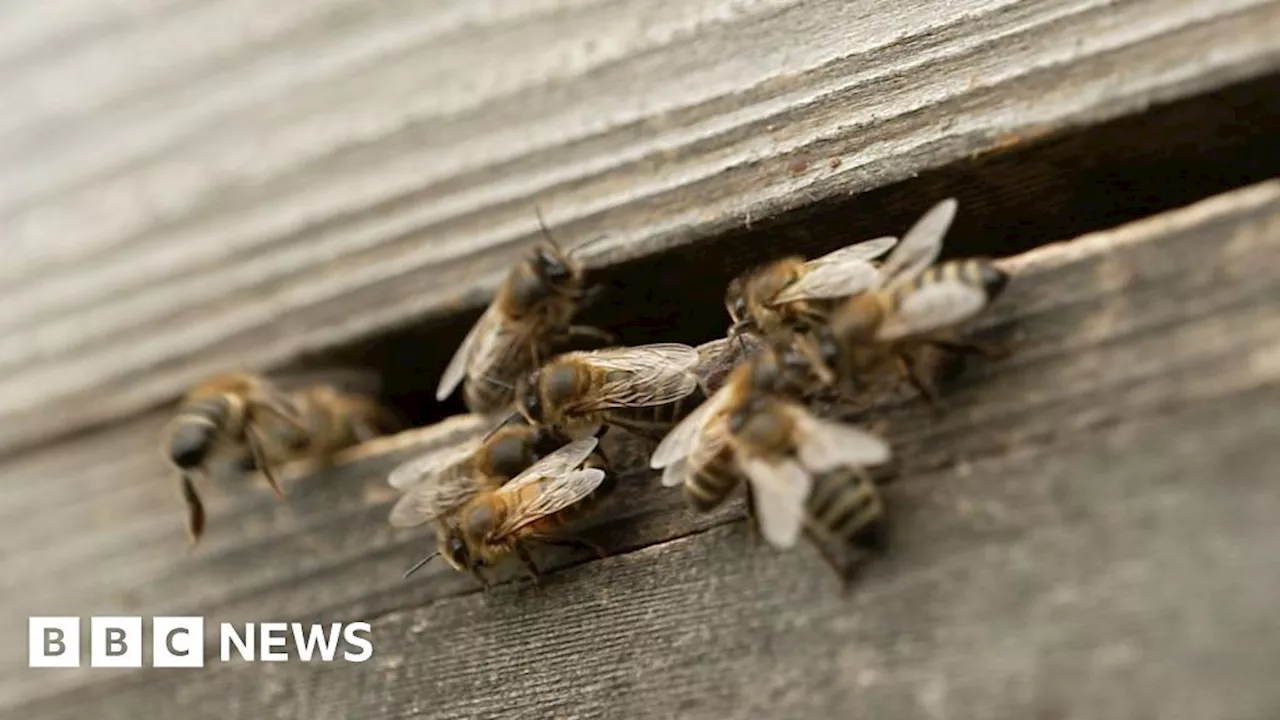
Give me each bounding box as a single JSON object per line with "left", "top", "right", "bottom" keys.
{"left": 162, "top": 198, "right": 1010, "bottom": 590}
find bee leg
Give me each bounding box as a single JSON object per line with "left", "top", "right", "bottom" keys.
{"left": 472, "top": 566, "right": 494, "bottom": 594}
{"left": 246, "top": 429, "right": 286, "bottom": 499}
{"left": 515, "top": 542, "right": 542, "bottom": 587}
{"left": 180, "top": 473, "right": 206, "bottom": 549}
{"left": 566, "top": 324, "right": 616, "bottom": 347}
{"left": 576, "top": 283, "right": 610, "bottom": 312}
{"left": 895, "top": 354, "right": 940, "bottom": 408}
{"left": 531, "top": 534, "right": 608, "bottom": 560}
{"left": 742, "top": 485, "right": 762, "bottom": 546}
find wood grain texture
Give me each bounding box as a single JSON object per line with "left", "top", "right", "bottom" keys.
{"left": 1, "top": 0, "right": 1279, "bottom": 455}
{"left": 4, "top": 181, "right": 1279, "bottom": 717}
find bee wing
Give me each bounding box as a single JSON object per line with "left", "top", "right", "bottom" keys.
{"left": 388, "top": 475, "right": 484, "bottom": 528}
{"left": 437, "top": 304, "right": 518, "bottom": 401}
{"left": 877, "top": 198, "right": 957, "bottom": 290}
{"left": 387, "top": 443, "right": 472, "bottom": 491}
{"left": 571, "top": 344, "right": 701, "bottom": 411}
{"left": 771, "top": 258, "right": 882, "bottom": 304}
{"left": 790, "top": 409, "right": 892, "bottom": 473}
{"left": 812, "top": 235, "right": 899, "bottom": 264}
{"left": 874, "top": 276, "right": 991, "bottom": 342}
{"left": 650, "top": 383, "right": 733, "bottom": 469}
{"left": 660, "top": 458, "right": 688, "bottom": 488}
{"left": 502, "top": 438, "right": 600, "bottom": 492}
{"left": 739, "top": 455, "right": 812, "bottom": 549}
{"left": 492, "top": 467, "right": 608, "bottom": 540}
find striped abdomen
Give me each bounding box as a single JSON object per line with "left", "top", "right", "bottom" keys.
{"left": 604, "top": 385, "right": 709, "bottom": 442}
{"left": 805, "top": 469, "right": 884, "bottom": 550}
{"left": 523, "top": 450, "right": 617, "bottom": 534}
{"left": 886, "top": 259, "right": 1008, "bottom": 313}
{"left": 682, "top": 444, "right": 742, "bottom": 513}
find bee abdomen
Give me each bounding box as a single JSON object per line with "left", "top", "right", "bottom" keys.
{"left": 683, "top": 450, "right": 741, "bottom": 513}
{"left": 532, "top": 451, "right": 617, "bottom": 532}
{"left": 606, "top": 386, "right": 708, "bottom": 441}
{"left": 806, "top": 470, "right": 884, "bottom": 549}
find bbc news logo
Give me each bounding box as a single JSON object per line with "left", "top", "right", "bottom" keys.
{"left": 29, "top": 617, "right": 373, "bottom": 668}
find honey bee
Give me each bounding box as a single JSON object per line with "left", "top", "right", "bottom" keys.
{"left": 514, "top": 343, "right": 704, "bottom": 441}
{"left": 435, "top": 210, "right": 610, "bottom": 415}
{"left": 651, "top": 348, "right": 891, "bottom": 549}
{"left": 807, "top": 198, "right": 1011, "bottom": 402}
{"left": 401, "top": 437, "right": 615, "bottom": 589}
{"left": 164, "top": 371, "right": 396, "bottom": 546}
{"left": 386, "top": 414, "right": 567, "bottom": 529}
{"left": 724, "top": 234, "right": 899, "bottom": 346}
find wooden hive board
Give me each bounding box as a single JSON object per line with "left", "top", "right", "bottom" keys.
{"left": 3, "top": 181, "right": 1279, "bottom": 718}
{"left": 0, "top": 0, "right": 1279, "bottom": 455}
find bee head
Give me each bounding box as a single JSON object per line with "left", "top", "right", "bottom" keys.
{"left": 437, "top": 528, "right": 472, "bottom": 572}
{"left": 535, "top": 244, "right": 572, "bottom": 286}
{"left": 168, "top": 422, "right": 215, "bottom": 470}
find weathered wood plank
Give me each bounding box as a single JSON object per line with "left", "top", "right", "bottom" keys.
{"left": 3, "top": 181, "right": 1278, "bottom": 716}
{"left": 1, "top": 0, "right": 1278, "bottom": 455}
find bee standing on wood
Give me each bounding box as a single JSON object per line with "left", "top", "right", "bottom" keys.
{"left": 515, "top": 343, "right": 705, "bottom": 441}
{"left": 435, "top": 210, "right": 611, "bottom": 416}
{"left": 164, "top": 371, "right": 397, "bottom": 546}
{"left": 386, "top": 414, "right": 567, "bottom": 530}
{"left": 400, "top": 438, "right": 615, "bottom": 589}
{"left": 724, "top": 234, "right": 899, "bottom": 348}
{"left": 806, "top": 198, "right": 1011, "bottom": 403}
{"left": 651, "top": 347, "right": 891, "bottom": 551}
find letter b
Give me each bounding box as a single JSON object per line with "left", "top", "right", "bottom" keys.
{"left": 91, "top": 617, "right": 141, "bottom": 667}
{"left": 29, "top": 617, "right": 80, "bottom": 668}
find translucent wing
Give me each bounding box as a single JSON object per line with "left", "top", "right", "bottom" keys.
{"left": 878, "top": 198, "right": 957, "bottom": 290}
{"left": 771, "top": 259, "right": 881, "bottom": 304}
{"left": 387, "top": 443, "right": 473, "bottom": 491}
{"left": 790, "top": 409, "right": 892, "bottom": 473}
{"left": 740, "top": 455, "right": 812, "bottom": 549}
{"left": 770, "top": 236, "right": 898, "bottom": 304}
{"left": 811, "top": 236, "right": 899, "bottom": 264}
{"left": 661, "top": 458, "right": 689, "bottom": 488}
{"left": 568, "top": 344, "right": 701, "bottom": 411}
{"left": 650, "top": 382, "right": 733, "bottom": 469}
{"left": 492, "top": 468, "right": 607, "bottom": 539}
{"left": 387, "top": 456, "right": 487, "bottom": 529}
{"left": 502, "top": 438, "right": 600, "bottom": 493}
{"left": 875, "top": 277, "right": 990, "bottom": 342}
{"left": 437, "top": 304, "right": 511, "bottom": 401}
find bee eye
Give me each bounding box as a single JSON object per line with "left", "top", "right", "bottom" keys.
{"left": 520, "top": 380, "right": 543, "bottom": 421}
{"left": 449, "top": 537, "right": 465, "bottom": 554}
{"left": 169, "top": 424, "right": 213, "bottom": 469}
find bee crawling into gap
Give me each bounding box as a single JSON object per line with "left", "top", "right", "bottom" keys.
{"left": 650, "top": 347, "right": 892, "bottom": 588}
{"left": 723, "top": 229, "right": 900, "bottom": 360}
{"left": 435, "top": 208, "right": 615, "bottom": 417}
{"left": 399, "top": 436, "right": 616, "bottom": 591}
{"left": 514, "top": 342, "right": 706, "bottom": 443}
{"left": 804, "top": 197, "right": 1012, "bottom": 404}
{"left": 164, "top": 370, "right": 398, "bottom": 547}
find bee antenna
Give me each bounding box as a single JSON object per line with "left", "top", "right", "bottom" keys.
{"left": 567, "top": 234, "right": 611, "bottom": 260}
{"left": 533, "top": 205, "right": 561, "bottom": 249}
{"left": 403, "top": 551, "right": 440, "bottom": 579}
{"left": 481, "top": 411, "right": 522, "bottom": 442}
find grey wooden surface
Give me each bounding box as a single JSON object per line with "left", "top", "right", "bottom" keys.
{"left": 4, "top": 181, "right": 1279, "bottom": 718}
{"left": 1, "top": 0, "right": 1279, "bottom": 456}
